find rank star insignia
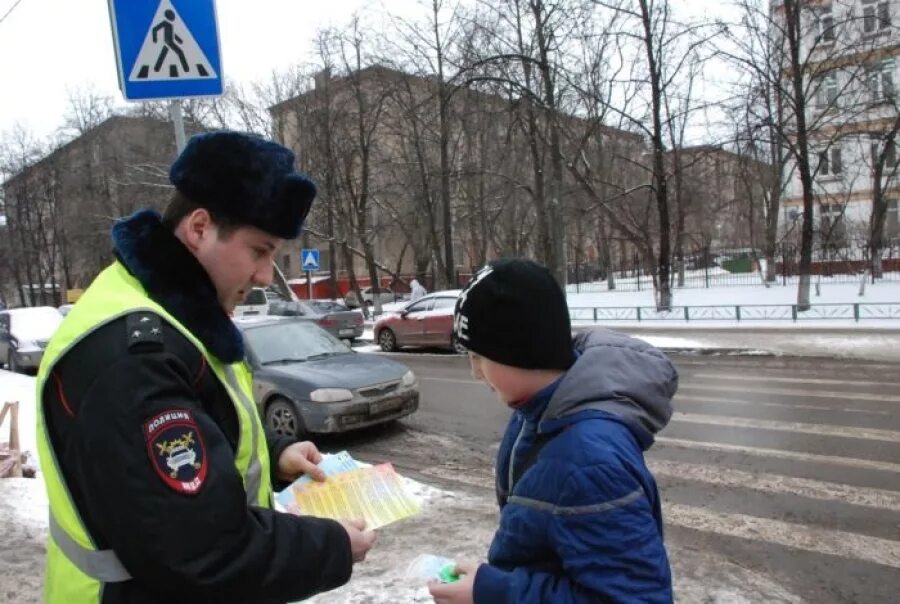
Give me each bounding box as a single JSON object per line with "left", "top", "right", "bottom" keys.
{"left": 132, "top": 330, "right": 142, "bottom": 338}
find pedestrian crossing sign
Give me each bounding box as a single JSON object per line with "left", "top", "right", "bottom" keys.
{"left": 108, "top": 0, "right": 223, "bottom": 101}
{"left": 301, "top": 249, "right": 320, "bottom": 272}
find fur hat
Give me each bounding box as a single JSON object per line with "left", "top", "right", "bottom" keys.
{"left": 454, "top": 258, "right": 575, "bottom": 370}
{"left": 169, "top": 131, "right": 316, "bottom": 239}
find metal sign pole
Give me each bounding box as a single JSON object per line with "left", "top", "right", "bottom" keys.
{"left": 169, "top": 99, "right": 186, "bottom": 152}
{"left": 306, "top": 270, "right": 313, "bottom": 300}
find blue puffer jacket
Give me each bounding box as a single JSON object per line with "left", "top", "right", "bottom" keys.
{"left": 473, "top": 329, "right": 677, "bottom": 604}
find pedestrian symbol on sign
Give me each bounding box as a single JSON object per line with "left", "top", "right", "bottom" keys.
{"left": 301, "top": 249, "right": 320, "bottom": 271}
{"left": 128, "top": 1, "right": 217, "bottom": 82}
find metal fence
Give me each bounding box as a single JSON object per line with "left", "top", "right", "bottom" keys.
{"left": 568, "top": 302, "right": 900, "bottom": 322}
{"left": 566, "top": 239, "right": 900, "bottom": 293}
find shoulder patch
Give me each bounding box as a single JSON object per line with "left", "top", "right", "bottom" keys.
{"left": 144, "top": 409, "right": 208, "bottom": 495}
{"left": 126, "top": 312, "right": 164, "bottom": 350}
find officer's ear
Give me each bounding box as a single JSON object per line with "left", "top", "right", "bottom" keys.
{"left": 177, "top": 208, "right": 216, "bottom": 252}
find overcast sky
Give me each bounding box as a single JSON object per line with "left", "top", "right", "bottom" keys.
{"left": 0, "top": 0, "right": 423, "bottom": 140}
{"left": 0, "top": 0, "right": 736, "bottom": 145}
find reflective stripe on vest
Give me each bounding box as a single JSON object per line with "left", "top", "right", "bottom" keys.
{"left": 223, "top": 365, "right": 265, "bottom": 504}
{"left": 48, "top": 514, "right": 132, "bottom": 583}
{"left": 37, "top": 262, "right": 272, "bottom": 597}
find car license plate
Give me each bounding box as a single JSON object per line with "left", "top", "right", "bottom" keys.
{"left": 339, "top": 328, "right": 356, "bottom": 336}
{"left": 370, "top": 399, "right": 401, "bottom": 414}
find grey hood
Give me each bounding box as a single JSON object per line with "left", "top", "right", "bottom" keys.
{"left": 541, "top": 329, "right": 677, "bottom": 446}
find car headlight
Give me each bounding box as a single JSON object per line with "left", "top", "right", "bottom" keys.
{"left": 401, "top": 370, "right": 416, "bottom": 387}
{"left": 309, "top": 388, "right": 354, "bottom": 403}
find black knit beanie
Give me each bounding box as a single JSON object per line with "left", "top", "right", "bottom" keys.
{"left": 453, "top": 258, "right": 575, "bottom": 370}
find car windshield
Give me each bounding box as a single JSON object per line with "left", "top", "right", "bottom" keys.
{"left": 10, "top": 307, "right": 63, "bottom": 340}
{"left": 244, "top": 321, "right": 350, "bottom": 365}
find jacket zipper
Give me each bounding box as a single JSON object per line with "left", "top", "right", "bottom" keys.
{"left": 506, "top": 416, "right": 528, "bottom": 495}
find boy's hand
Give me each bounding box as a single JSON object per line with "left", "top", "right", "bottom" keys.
{"left": 428, "top": 560, "right": 479, "bottom": 604}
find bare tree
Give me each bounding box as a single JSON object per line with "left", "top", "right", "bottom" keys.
{"left": 728, "top": 0, "right": 888, "bottom": 308}
{"left": 865, "top": 118, "right": 900, "bottom": 278}
{"left": 59, "top": 85, "right": 115, "bottom": 139}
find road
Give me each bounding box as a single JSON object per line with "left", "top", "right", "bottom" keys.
{"left": 322, "top": 349, "right": 900, "bottom": 602}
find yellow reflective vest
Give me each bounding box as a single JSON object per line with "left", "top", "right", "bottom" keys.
{"left": 36, "top": 261, "right": 272, "bottom": 603}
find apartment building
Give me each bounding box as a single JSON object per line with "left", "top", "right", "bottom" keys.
{"left": 779, "top": 0, "right": 900, "bottom": 248}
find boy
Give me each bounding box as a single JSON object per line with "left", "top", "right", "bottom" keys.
{"left": 429, "top": 258, "right": 676, "bottom": 603}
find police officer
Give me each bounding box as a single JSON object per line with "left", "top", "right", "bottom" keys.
{"left": 37, "top": 131, "right": 376, "bottom": 603}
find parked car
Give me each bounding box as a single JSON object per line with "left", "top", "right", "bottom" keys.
{"left": 268, "top": 298, "right": 365, "bottom": 340}
{"left": 236, "top": 316, "right": 419, "bottom": 439}
{"left": 58, "top": 304, "right": 74, "bottom": 316}
{"left": 373, "top": 290, "right": 463, "bottom": 353}
{"left": 233, "top": 287, "right": 270, "bottom": 317}
{"left": 344, "top": 286, "right": 396, "bottom": 309}
{"left": 0, "top": 306, "right": 64, "bottom": 373}
{"left": 307, "top": 299, "right": 352, "bottom": 314}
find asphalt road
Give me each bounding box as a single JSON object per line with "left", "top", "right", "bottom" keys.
{"left": 321, "top": 349, "right": 900, "bottom": 602}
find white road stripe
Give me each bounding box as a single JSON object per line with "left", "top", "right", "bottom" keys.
{"left": 672, "top": 411, "right": 900, "bottom": 443}
{"left": 650, "top": 460, "right": 900, "bottom": 512}
{"left": 664, "top": 503, "right": 900, "bottom": 569}
{"left": 680, "top": 383, "right": 900, "bottom": 403}
{"left": 655, "top": 437, "right": 900, "bottom": 473}
{"left": 674, "top": 394, "right": 891, "bottom": 416}
{"left": 687, "top": 372, "right": 900, "bottom": 389}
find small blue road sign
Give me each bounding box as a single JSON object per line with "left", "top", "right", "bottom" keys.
{"left": 108, "top": 0, "right": 223, "bottom": 101}
{"left": 301, "top": 249, "right": 321, "bottom": 271}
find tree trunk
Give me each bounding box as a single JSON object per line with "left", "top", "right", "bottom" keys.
{"left": 784, "top": 0, "right": 814, "bottom": 311}
{"left": 639, "top": 0, "right": 672, "bottom": 311}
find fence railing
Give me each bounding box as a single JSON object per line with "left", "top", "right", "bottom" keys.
{"left": 564, "top": 238, "right": 900, "bottom": 293}
{"left": 569, "top": 302, "right": 900, "bottom": 322}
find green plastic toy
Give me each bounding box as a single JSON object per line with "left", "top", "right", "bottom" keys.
{"left": 438, "top": 563, "right": 460, "bottom": 583}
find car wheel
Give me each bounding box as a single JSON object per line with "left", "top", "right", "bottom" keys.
{"left": 7, "top": 350, "right": 18, "bottom": 373}
{"left": 378, "top": 328, "right": 398, "bottom": 352}
{"left": 451, "top": 334, "right": 466, "bottom": 354}
{"left": 265, "top": 398, "right": 305, "bottom": 439}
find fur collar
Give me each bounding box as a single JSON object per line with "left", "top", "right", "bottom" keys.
{"left": 111, "top": 209, "right": 244, "bottom": 363}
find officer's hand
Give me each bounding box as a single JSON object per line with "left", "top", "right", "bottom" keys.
{"left": 339, "top": 518, "right": 377, "bottom": 562}
{"left": 276, "top": 441, "right": 326, "bottom": 482}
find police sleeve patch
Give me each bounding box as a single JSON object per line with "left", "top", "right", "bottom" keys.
{"left": 143, "top": 409, "right": 208, "bottom": 495}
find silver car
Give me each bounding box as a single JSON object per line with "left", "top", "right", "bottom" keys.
{"left": 237, "top": 317, "right": 419, "bottom": 439}
{"left": 0, "top": 307, "right": 64, "bottom": 373}
{"left": 268, "top": 299, "right": 364, "bottom": 340}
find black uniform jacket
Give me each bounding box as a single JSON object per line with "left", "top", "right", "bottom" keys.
{"left": 42, "top": 210, "right": 352, "bottom": 603}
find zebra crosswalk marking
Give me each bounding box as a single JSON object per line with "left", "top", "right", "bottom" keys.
{"left": 672, "top": 411, "right": 900, "bottom": 442}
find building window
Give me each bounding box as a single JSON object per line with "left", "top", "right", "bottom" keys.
{"left": 817, "top": 145, "right": 842, "bottom": 176}
{"left": 819, "top": 6, "right": 836, "bottom": 42}
{"left": 816, "top": 72, "right": 839, "bottom": 107}
{"left": 870, "top": 136, "right": 899, "bottom": 170}
{"left": 887, "top": 200, "right": 900, "bottom": 238}
{"left": 867, "top": 60, "right": 895, "bottom": 102}
{"left": 819, "top": 203, "right": 847, "bottom": 245}
{"left": 862, "top": 0, "right": 891, "bottom": 34}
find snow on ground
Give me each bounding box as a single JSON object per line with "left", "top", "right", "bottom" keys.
{"left": 569, "top": 279, "right": 900, "bottom": 328}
